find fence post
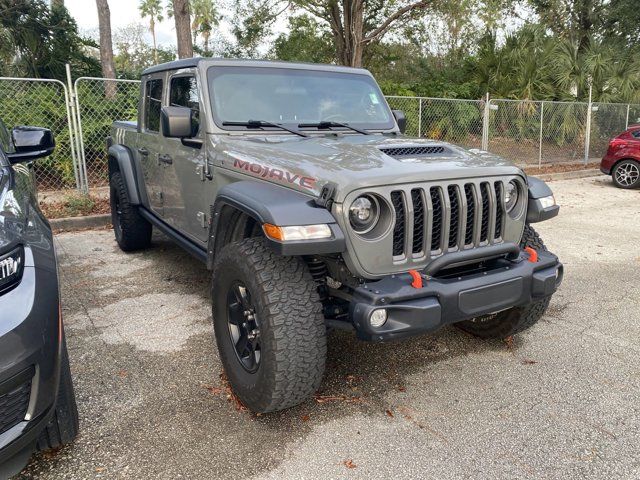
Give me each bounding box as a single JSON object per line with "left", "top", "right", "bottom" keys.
{"left": 418, "top": 98, "right": 423, "bottom": 138}
{"left": 626, "top": 104, "right": 630, "bottom": 130}
{"left": 538, "top": 101, "right": 544, "bottom": 169}
{"left": 482, "top": 92, "right": 490, "bottom": 151}
{"left": 65, "top": 64, "right": 87, "bottom": 192}
{"left": 63, "top": 65, "right": 81, "bottom": 192}
{"left": 584, "top": 84, "right": 593, "bottom": 165}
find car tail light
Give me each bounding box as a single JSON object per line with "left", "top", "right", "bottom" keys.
{"left": 608, "top": 138, "right": 625, "bottom": 153}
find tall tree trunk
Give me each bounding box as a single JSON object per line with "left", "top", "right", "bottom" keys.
{"left": 173, "top": 0, "right": 194, "bottom": 59}
{"left": 95, "top": 0, "right": 116, "bottom": 99}
{"left": 324, "top": 0, "right": 427, "bottom": 67}
{"left": 151, "top": 18, "right": 158, "bottom": 64}
{"left": 204, "top": 31, "right": 210, "bottom": 56}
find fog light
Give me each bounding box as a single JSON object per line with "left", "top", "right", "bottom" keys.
{"left": 369, "top": 309, "right": 388, "bottom": 327}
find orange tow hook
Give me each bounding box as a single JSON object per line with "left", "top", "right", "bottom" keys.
{"left": 524, "top": 247, "right": 538, "bottom": 263}
{"left": 408, "top": 270, "right": 423, "bottom": 289}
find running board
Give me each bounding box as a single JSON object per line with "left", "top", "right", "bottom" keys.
{"left": 138, "top": 208, "right": 208, "bottom": 264}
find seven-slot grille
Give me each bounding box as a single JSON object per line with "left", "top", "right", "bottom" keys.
{"left": 390, "top": 180, "right": 507, "bottom": 259}
{"left": 0, "top": 380, "right": 31, "bottom": 435}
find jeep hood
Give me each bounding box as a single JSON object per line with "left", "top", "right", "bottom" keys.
{"left": 211, "top": 134, "right": 524, "bottom": 203}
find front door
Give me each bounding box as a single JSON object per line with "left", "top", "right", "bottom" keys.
{"left": 162, "top": 71, "right": 211, "bottom": 244}
{"left": 138, "top": 74, "right": 166, "bottom": 216}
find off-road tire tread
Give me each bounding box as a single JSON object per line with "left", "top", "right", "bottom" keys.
{"left": 36, "top": 341, "right": 79, "bottom": 451}
{"left": 212, "top": 238, "right": 326, "bottom": 413}
{"left": 110, "top": 172, "right": 152, "bottom": 251}
{"left": 456, "top": 224, "right": 551, "bottom": 339}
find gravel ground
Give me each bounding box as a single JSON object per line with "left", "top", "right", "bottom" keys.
{"left": 14, "top": 175, "right": 640, "bottom": 480}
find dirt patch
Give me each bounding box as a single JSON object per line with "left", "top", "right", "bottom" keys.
{"left": 40, "top": 192, "right": 110, "bottom": 219}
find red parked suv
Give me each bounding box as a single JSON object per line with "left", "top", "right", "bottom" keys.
{"left": 600, "top": 126, "right": 640, "bottom": 189}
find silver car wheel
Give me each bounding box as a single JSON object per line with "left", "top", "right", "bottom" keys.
{"left": 615, "top": 162, "right": 640, "bottom": 187}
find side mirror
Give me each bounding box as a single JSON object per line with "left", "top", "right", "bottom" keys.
{"left": 161, "top": 106, "right": 194, "bottom": 138}
{"left": 7, "top": 126, "right": 55, "bottom": 163}
{"left": 392, "top": 110, "right": 407, "bottom": 134}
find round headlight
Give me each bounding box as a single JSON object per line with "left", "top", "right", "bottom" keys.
{"left": 349, "top": 195, "right": 380, "bottom": 234}
{"left": 504, "top": 181, "right": 519, "bottom": 212}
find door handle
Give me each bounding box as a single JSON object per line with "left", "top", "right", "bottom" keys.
{"left": 158, "top": 154, "right": 173, "bottom": 165}
{"left": 137, "top": 147, "right": 149, "bottom": 156}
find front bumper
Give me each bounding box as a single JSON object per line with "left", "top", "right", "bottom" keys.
{"left": 350, "top": 247, "right": 562, "bottom": 341}
{"left": 0, "top": 248, "right": 61, "bottom": 467}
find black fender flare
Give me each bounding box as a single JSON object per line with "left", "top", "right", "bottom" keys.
{"left": 526, "top": 176, "right": 559, "bottom": 223}
{"left": 207, "top": 181, "right": 346, "bottom": 269}
{"left": 107, "top": 144, "right": 141, "bottom": 205}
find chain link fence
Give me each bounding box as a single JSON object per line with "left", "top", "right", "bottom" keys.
{"left": 386, "top": 96, "right": 484, "bottom": 149}
{"left": 0, "top": 77, "right": 79, "bottom": 190}
{"left": 74, "top": 78, "right": 140, "bottom": 188}
{"left": 1, "top": 73, "right": 639, "bottom": 195}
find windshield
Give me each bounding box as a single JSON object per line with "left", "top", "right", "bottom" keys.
{"left": 207, "top": 66, "right": 394, "bottom": 132}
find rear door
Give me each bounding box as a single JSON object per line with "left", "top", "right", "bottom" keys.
{"left": 137, "top": 74, "right": 166, "bottom": 216}
{"left": 162, "top": 71, "right": 210, "bottom": 243}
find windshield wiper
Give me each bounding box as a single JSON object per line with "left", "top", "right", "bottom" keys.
{"left": 298, "top": 121, "right": 371, "bottom": 135}
{"left": 222, "top": 120, "right": 308, "bottom": 138}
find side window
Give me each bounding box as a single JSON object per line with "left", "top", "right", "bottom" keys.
{"left": 144, "top": 78, "right": 163, "bottom": 132}
{"left": 632, "top": 130, "right": 640, "bottom": 139}
{"left": 170, "top": 76, "right": 200, "bottom": 136}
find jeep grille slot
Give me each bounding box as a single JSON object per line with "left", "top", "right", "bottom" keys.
{"left": 494, "top": 182, "right": 504, "bottom": 239}
{"left": 390, "top": 191, "right": 405, "bottom": 256}
{"left": 480, "top": 182, "right": 491, "bottom": 242}
{"left": 464, "top": 184, "right": 476, "bottom": 245}
{"left": 447, "top": 185, "right": 460, "bottom": 249}
{"left": 411, "top": 189, "right": 425, "bottom": 254}
{"left": 429, "top": 187, "right": 443, "bottom": 251}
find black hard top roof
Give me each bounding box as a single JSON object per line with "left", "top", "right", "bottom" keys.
{"left": 141, "top": 58, "right": 369, "bottom": 76}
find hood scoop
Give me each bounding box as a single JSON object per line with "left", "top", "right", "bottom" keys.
{"left": 379, "top": 145, "right": 454, "bottom": 159}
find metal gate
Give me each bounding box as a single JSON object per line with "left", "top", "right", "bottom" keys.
{"left": 0, "top": 76, "right": 81, "bottom": 191}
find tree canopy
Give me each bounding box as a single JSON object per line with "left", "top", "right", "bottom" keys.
{"left": 0, "top": 0, "right": 100, "bottom": 79}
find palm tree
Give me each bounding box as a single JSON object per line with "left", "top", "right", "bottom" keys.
{"left": 172, "top": 0, "right": 194, "bottom": 58}
{"left": 191, "top": 0, "right": 218, "bottom": 56}
{"left": 96, "top": 0, "right": 116, "bottom": 99}
{"left": 138, "top": 0, "right": 163, "bottom": 63}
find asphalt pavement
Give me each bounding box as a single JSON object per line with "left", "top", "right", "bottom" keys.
{"left": 15, "top": 175, "right": 640, "bottom": 479}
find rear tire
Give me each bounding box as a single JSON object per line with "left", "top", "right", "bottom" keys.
{"left": 211, "top": 238, "right": 327, "bottom": 413}
{"left": 612, "top": 159, "right": 640, "bottom": 189}
{"left": 455, "top": 225, "right": 551, "bottom": 339}
{"left": 37, "top": 339, "right": 79, "bottom": 451}
{"left": 110, "top": 171, "right": 152, "bottom": 251}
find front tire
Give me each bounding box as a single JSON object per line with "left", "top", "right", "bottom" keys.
{"left": 455, "top": 225, "right": 552, "bottom": 339}
{"left": 37, "top": 338, "right": 79, "bottom": 451}
{"left": 612, "top": 159, "right": 640, "bottom": 189}
{"left": 109, "top": 171, "right": 152, "bottom": 251}
{"left": 211, "top": 238, "right": 327, "bottom": 413}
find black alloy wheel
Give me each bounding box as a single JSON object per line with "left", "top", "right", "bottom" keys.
{"left": 227, "top": 282, "right": 261, "bottom": 373}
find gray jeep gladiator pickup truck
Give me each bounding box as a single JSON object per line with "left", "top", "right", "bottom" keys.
{"left": 107, "top": 58, "right": 562, "bottom": 413}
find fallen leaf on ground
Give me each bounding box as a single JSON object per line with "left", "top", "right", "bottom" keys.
{"left": 521, "top": 358, "right": 538, "bottom": 365}
{"left": 343, "top": 459, "right": 357, "bottom": 469}
{"left": 301, "top": 414, "right": 310, "bottom": 422}
{"left": 314, "top": 394, "right": 363, "bottom": 404}
{"left": 204, "top": 384, "right": 224, "bottom": 395}
{"left": 504, "top": 336, "right": 515, "bottom": 350}
{"left": 385, "top": 409, "right": 394, "bottom": 417}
